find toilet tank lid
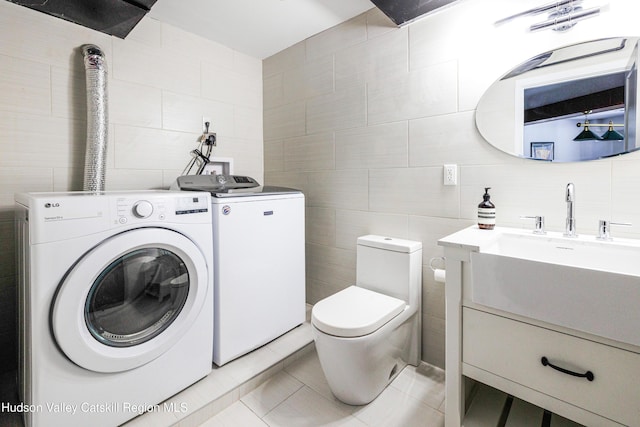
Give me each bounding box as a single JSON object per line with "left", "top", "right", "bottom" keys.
{"left": 357, "top": 235, "right": 422, "bottom": 253}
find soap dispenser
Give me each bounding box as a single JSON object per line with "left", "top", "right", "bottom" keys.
{"left": 478, "top": 187, "right": 495, "bottom": 230}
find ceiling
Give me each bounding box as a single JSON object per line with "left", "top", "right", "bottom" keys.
{"left": 149, "top": 0, "right": 376, "bottom": 59}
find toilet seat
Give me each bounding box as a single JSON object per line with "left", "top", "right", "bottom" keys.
{"left": 312, "top": 286, "right": 406, "bottom": 338}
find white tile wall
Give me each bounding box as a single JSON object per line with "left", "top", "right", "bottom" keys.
{"left": 284, "top": 133, "right": 335, "bottom": 171}
{"left": 264, "top": 139, "right": 284, "bottom": 172}
{"left": 367, "top": 61, "right": 458, "bottom": 125}
{"left": 263, "top": 100, "right": 306, "bottom": 140}
{"left": 306, "top": 169, "right": 368, "bottom": 210}
{"left": 282, "top": 55, "right": 334, "bottom": 104}
{"left": 306, "top": 84, "right": 367, "bottom": 134}
{"left": 334, "top": 26, "right": 408, "bottom": 91}
{"left": 305, "top": 243, "right": 357, "bottom": 292}
{"left": 408, "top": 111, "right": 513, "bottom": 167}
{"left": 51, "top": 64, "right": 88, "bottom": 119}
{"left": 263, "top": 0, "right": 640, "bottom": 368}
{"left": 609, "top": 156, "right": 640, "bottom": 238}
{"left": 0, "top": 0, "right": 263, "bottom": 372}
{"left": 113, "top": 126, "right": 196, "bottom": 170}
{"left": 305, "top": 14, "right": 368, "bottom": 63}
{"left": 0, "top": 112, "right": 87, "bottom": 170}
{"left": 306, "top": 207, "right": 336, "bottom": 247}
{"left": 0, "top": 55, "right": 51, "bottom": 115}
{"left": 263, "top": 41, "right": 305, "bottom": 78}
{"left": 369, "top": 167, "right": 460, "bottom": 217}
{"left": 110, "top": 80, "right": 163, "bottom": 128}
{"left": 335, "top": 122, "right": 408, "bottom": 170}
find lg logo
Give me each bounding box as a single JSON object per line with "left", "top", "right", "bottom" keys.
{"left": 44, "top": 202, "right": 60, "bottom": 208}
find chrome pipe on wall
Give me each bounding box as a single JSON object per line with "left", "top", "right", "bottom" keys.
{"left": 82, "top": 44, "right": 108, "bottom": 192}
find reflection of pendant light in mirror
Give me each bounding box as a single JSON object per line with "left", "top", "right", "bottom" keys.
{"left": 574, "top": 111, "right": 601, "bottom": 141}
{"left": 575, "top": 112, "right": 624, "bottom": 141}
{"left": 600, "top": 121, "right": 625, "bottom": 140}
{"left": 574, "top": 120, "right": 602, "bottom": 141}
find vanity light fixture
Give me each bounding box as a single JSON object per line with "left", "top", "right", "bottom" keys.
{"left": 495, "top": 0, "right": 579, "bottom": 25}
{"left": 530, "top": 4, "right": 601, "bottom": 32}
{"left": 496, "top": 0, "right": 603, "bottom": 33}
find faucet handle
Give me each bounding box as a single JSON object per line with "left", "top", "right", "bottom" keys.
{"left": 597, "top": 220, "right": 631, "bottom": 241}
{"left": 520, "top": 215, "right": 546, "bottom": 234}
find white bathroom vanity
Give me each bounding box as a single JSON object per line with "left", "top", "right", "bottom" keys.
{"left": 439, "top": 225, "right": 640, "bottom": 426}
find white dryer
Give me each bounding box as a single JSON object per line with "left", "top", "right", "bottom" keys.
{"left": 15, "top": 191, "right": 213, "bottom": 427}
{"left": 174, "top": 175, "right": 305, "bottom": 366}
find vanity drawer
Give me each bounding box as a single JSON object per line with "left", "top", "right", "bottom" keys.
{"left": 463, "top": 308, "right": 640, "bottom": 426}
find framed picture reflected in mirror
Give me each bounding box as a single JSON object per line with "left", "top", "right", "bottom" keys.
{"left": 531, "top": 142, "right": 554, "bottom": 161}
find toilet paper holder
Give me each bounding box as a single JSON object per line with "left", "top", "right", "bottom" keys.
{"left": 429, "top": 257, "right": 446, "bottom": 283}
{"left": 429, "top": 256, "right": 445, "bottom": 271}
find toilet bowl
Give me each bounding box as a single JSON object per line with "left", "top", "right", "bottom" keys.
{"left": 311, "top": 235, "right": 422, "bottom": 405}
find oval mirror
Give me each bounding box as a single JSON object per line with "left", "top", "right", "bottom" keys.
{"left": 476, "top": 37, "right": 640, "bottom": 162}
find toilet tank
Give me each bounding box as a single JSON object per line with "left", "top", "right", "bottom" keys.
{"left": 356, "top": 235, "right": 422, "bottom": 304}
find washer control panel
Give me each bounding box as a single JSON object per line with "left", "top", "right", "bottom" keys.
{"left": 175, "top": 195, "right": 209, "bottom": 215}
{"left": 117, "top": 198, "right": 166, "bottom": 224}
{"left": 115, "top": 195, "right": 208, "bottom": 225}
{"left": 21, "top": 191, "right": 212, "bottom": 244}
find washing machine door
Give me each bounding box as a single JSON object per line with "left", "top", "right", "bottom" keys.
{"left": 52, "top": 227, "right": 209, "bottom": 373}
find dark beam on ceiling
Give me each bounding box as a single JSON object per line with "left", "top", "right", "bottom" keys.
{"left": 524, "top": 86, "right": 625, "bottom": 123}
{"left": 369, "top": 0, "right": 460, "bottom": 26}
{"left": 7, "top": 0, "right": 157, "bottom": 38}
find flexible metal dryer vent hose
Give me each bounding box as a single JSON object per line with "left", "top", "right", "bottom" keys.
{"left": 82, "top": 44, "right": 108, "bottom": 192}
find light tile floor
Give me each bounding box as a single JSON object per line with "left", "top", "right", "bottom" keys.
{"left": 199, "top": 348, "right": 446, "bottom": 427}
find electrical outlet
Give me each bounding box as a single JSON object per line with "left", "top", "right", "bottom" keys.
{"left": 201, "top": 117, "right": 216, "bottom": 146}
{"left": 443, "top": 164, "right": 457, "bottom": 186}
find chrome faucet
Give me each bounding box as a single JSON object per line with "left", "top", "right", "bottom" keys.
{"left": 564, "top": 183, "right": 577, "bottom": 237}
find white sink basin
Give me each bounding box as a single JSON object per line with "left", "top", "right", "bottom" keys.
{"left": 471, "top": 231, "right": 640, "bottom": 347}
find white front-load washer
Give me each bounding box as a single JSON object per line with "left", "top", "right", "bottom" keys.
{"left": 15, "top": 191, "right": 214, "bottom": 427}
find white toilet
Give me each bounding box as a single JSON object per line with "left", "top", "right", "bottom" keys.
{"left": 311, "top": 235, "right": 422, "bottom": 405}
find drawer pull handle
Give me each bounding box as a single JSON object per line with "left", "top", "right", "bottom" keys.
{"left": 541, "top": 357, "right": 594, "bottom": 381}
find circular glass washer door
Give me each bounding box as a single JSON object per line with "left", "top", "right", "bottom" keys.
{"left": 52, "top": 228, "right": 209, "bottom": 373}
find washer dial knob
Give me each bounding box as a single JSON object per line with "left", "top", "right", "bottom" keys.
{"left": 133, "top": 200, "right": 154, "bottom": 218}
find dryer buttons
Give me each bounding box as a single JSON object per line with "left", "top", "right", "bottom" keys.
{"left": 133, "top": 200, "right": 154, "bottom": 218}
